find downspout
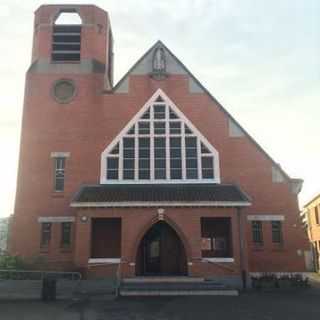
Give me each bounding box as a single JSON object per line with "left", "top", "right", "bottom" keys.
{"left": 237, "top": 207, "right": 247, "bottom": 290}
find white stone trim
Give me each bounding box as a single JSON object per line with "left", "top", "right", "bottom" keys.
{"left": 202, "top": 257, "right": 235, "bottom": 263}
{"left": 88, "top": 258, "right": 121, "bottom": 264}
{"left": 38, "top": 216, "right": 75, "bottom": 223}
{"left": 100, "top": 88, "right": 221, "bottom": 184}
{"left": 247, "top": 215, "right": 285, "bottom": 221}
{"left": 71, "top": 201, "right": 251, "bottom": 208}
{"left": 50, "top": 152, "right": 70, "bottom": 158}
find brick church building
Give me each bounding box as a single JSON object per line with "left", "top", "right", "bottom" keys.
{"left": 10, "top": 4, "right": 309, "bottom": 287}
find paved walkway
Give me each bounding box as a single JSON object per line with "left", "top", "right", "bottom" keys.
{"left": 1, "top": 286, "right": 320, "bottom": 320}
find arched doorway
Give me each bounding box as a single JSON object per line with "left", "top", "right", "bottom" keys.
{"left": 136, "top": 221, "right": 188, "bottom": 276}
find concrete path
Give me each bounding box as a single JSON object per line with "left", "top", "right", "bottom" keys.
{"left": 1, "top": 285, "right": 320, "bottom": 320}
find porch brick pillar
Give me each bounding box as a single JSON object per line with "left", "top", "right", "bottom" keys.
{"left": 74, "top": 215, "right": 91, "bottom": 268}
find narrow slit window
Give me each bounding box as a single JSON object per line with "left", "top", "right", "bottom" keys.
{"left": 252, "top": 221, "right": 263, "bottom": 245}
{"left": 271, "top": 221, "right": 283, "bottom": 244}
{"left": 54, "top": 157, "right": 66, "bottom": 192}
{"left": 41, "top": 223, "right": 52, "bottom": 248}
{"left": 61, "top": 222, "right": 72, "bottom": 247}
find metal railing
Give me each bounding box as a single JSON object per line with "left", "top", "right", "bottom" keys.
{"left": 0, "top": 269, "right": 82, "bottom": 281}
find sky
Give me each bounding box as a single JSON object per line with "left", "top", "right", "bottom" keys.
{"left": 0, "top": 0, "right": 319, "bottom": 217}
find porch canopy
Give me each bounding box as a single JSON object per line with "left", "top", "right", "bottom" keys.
{"left": 71, "top": 183, "right": 251, "bottom": 208}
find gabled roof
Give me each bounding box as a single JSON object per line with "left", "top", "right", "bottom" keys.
{"left": 109, "top": 40, "right": 298, "bottom": 183}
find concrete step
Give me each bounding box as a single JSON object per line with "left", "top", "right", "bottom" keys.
{"left": 122, "top": 277, "right": 204, "bottom": 283}
{"left": 119, "top": 278, "right": 239, "bottom": 296}
{"left": 120, "top": 289, "right": 239, "bottom": 296}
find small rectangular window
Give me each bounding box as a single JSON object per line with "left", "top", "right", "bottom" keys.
{"left": 271, "top": 221, "right": 283, "bottom": 244}
{"left": 252, "top": 221, "right": 263, "bottom": 245}
{"left": 54, "top": 157, "right": 65, "bottom": 192}
{"left": 41, "top": 223, "right": 52, "bottom": 248}
{"left": 61, "top": 222, "right": 72, "bottom": 247}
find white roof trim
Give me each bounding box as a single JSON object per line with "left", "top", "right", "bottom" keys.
{"left": 247, "top": 215, "right": 285, "bottom": 221}
{"left": 100, "top": 88, "right": 221, "bottom": 184}
{"left": 38, "top": 216, "right": 75, "bottom": 223}
{"left": 71, "top": 201, "right": 251, "bottom": 208}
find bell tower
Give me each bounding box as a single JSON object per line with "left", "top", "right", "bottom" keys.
{"left": 31, "top": 4, "right": 113, "bottom": 88}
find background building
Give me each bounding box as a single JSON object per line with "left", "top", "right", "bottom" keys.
{"left": 301, "top": 194, "right": 320, "bottom": 272}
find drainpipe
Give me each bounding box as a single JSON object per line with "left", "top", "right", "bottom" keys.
{"left": 237, "top": 207, "right": 247, "bottom": 290}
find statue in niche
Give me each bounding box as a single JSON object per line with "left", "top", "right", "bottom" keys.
{"left": 151, "top": 46, "right": 168, "bottom": 79}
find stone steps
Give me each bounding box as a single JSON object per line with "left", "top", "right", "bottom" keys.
{"left": 119, "top": 277, "right": 239, "bottom": 296}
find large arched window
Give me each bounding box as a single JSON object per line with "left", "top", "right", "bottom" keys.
{"left": 100, "top": 89, "right": 220, "bottom": 184}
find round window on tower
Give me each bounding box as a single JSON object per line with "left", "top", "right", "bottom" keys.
{"left": 52, "top": 79, "right": 76, "bottom": 104}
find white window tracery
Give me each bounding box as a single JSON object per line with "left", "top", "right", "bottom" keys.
{"left": 100, "top": 89, "right": 220, "bottom": 184}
